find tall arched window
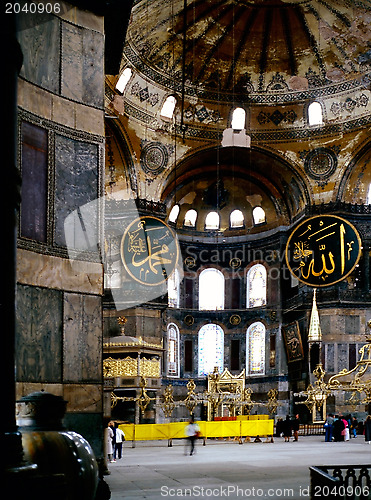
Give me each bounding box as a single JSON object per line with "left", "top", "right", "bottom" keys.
{"left": 169, "top": 204, "right": 180, "bottom": 223}
{"left": 231, "top": 107, "right": 246, "bottom": 129}
{"left": 308, "top": 101, "right": 323, "bottom": 126}
{"left": 366, "top": 184, "right": 371, "bottom": 205}
{"left": 161, "top": 95, "right": 177, "bottom": 119}
{"left": 168, "top": 268, "right": 180, "bottom": 308}
{"left": 167, "top": 323, "right": 179, "bottom": 377}
{"left": 252, "top": 206, "right": 266, "bottom": 225}
{"left": 184, "top": 209, "right": 197, "bottom": 227}
{"left": 199, "top": 268, "right": 225, "bottom": 310}
{"left": 246, "top": 322, "right": 265, "bottom": 375}
{"left": 205, "top": 211, "right": 220, "bottom": 229}
{"left": 230, "top": 209, "right": 244, "bottom": 228}
{"left": 198, "top": 323, "right": 224, "bottom": 376}
{"left": 115, "top": 67, "right": 132, "bottom": 93}
{"left": 247, "top": 264, "right": 266, "bottom": 308}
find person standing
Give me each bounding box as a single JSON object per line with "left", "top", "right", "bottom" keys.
{"left": 364, "top": 415, "right": 371, "bottom": 443}
{"left": 114, "top": 423, "right": 125, "bottom": 460}
{"left": 351, "top": 416, "right": 358, "bottom": 438}
{"left": 106, "top": 422, "right": 115, "bottom": 463}
{"left": 292, "top": 414, "right": 300, "bottom": 442}
{"left": 283, "top": 415, "right": 292, "bottom": 442}
{"left": 333, "top": 415, "right": 345, "bottom": 442}
{"left": 185, "top": 417, "right": 200, "bottom": 456}
{"left": 324, "top": 414, "right": 334, "bottom": 442}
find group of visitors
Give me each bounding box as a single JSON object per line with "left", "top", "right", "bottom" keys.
{"left": 324, "top": 413, "right": 371, "bottom": 443}
{"left": 107, "top": 421, "right": 126, "bottom": 463}
{"left": 276, "top": 414, "right": 301, "bottom": 442}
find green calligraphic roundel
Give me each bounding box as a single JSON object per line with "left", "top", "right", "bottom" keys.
{"left": 285, "top": 215, "right": 362, "bottom": 287}
{"left": 120, "top": 216, "right": 179, "bottom": 286}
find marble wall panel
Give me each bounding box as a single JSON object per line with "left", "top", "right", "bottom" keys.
{"left": 61, "top": 22, "right": 104, "bottom": 108}
{"left": 16, "top": 285, "right": 63, "bottom": 383}
{"left": 63, "top": 384, "right": 102, "bottom": 412}
{"left": 345, "top": 315, "right": 360, "bottom": 335}
{"left": 327, "top": 344, "right": 335, "bottom": 372}
{"left": 337, "top": 343, "right": 348, "bottom": 372}
{"left": 55, "top": 134, "right": 99, "bottom": 248}
{"left": 63, "top": 293, "right": 102, "bottom": 383}
{"left": 17, "top": 249, "right": 103, "bottom": 295}
{"left": 18, "top": 14, "right": 60, "bottom": 94}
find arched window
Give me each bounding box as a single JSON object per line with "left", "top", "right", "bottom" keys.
{"left": 198, "top": 323, "right": 224, "bottom": 376}
{"left": 252, "top": 206, "right": 266, "bottom": 225}
{"left": 231, "top": 107, "right": 246, "bottom": 130}
{"left": 168, "top": 268, "right": 180, "bottom": 308}
{"left": 184, "top": 209, "right": 197, "bottom": 227}
{"left": 199, "top": 268, "right": 225, "bottom": 310}
{"left": 230, "top": 209, "right": 244, "bottom": 228}
{"left": 169, "top": 204, "right": 180, "bottom": 223}
{"left": 246, "top": 322, "right": 266, "bottom": 375}
{"left": 167, "top": 323, "right": 179, "bottom": 377}
{"left": 205, "top": 211, "right": 220, "bottom": 230}
{"left": 308, "top": 101, "right": 323, "bottom": 126}
{"left": 366, "top": 184, "right": 371, "bottom": 205}
{"left": 115, "top": 67, "right": 132, "bottom": 93}
{"left": 161, "top": 95, "right": 177, "bottom": 119}
{"left": 247, "top": 264, "right": 266, "bottom": 308}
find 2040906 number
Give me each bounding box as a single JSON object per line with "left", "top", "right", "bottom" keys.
{"left": 5, "top": 2, "right": 61, "bottom": 14}
{"left": 314, "top": 485, "right": 370, "bottom": 497}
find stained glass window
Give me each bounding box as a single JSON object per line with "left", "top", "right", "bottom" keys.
{"left": 230, "top": 209, "right": 244, "bottom": 228}
{"left": 247, "top": 264, "right": 266, "bottom": 308}
{"left": 246, "top": 322, "right": 265, "bottom": 375}
{"left": 198, "top": 323, "right": 224, "bottom": 376}
{"left": 167, "top": 323, "right": 179, "bottom": 377}
{"left": 199, "top": 268, "right": 225, "bottom": 310}
{"left": 168, "top": 268, "right": 180, "bottom": 308}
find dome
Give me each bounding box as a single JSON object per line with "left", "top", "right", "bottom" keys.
{"left": 122, "top": 0, "right": 371, "bottom": 103}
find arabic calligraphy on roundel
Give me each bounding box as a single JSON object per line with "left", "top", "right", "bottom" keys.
{"left": 286, "top": 215, "right": 361, "bottom": 287}
{"left": 121, "top": 217, "right": 179, "bottom": 286}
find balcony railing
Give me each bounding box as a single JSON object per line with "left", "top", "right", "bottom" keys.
{"left": 309, "top": 465, "right": 371, "bottom": 500}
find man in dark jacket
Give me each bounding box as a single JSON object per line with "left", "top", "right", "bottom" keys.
{"left": 291, "top": 414, "right": 300, "bottom": 441}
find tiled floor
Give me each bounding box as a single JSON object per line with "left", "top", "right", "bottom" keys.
{"left": 104, "top": 435, "right": 371, "bottom": 499}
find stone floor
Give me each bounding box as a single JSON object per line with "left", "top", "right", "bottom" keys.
{"left": 104, "top": 435, "right": 371, "bottom": 499}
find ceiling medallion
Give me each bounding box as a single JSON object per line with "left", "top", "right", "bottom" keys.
{"left": 229, "top": 314, "right": 241, "bottom": 326}
{"left": 304, "top": 147, "right": 337, "bottom": 182}
{"left": 184, "top": 315, "right": 194, "bottom": 326}
{"left": 140, "top": 141, "right": 169, "bottom": 175}
{"left": 184, "top": 256, "right": 196, "bottom": 268}
{"left": 230, "top": 257, "right": 242, "bottom": 269}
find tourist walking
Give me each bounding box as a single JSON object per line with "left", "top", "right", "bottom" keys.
{"left": 185, "top": 416, "right": 200, "bottom": 456}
